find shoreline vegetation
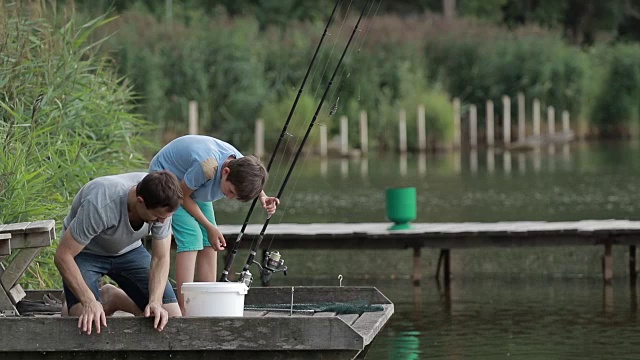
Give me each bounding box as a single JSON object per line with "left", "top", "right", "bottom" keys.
{"left": 3, "top": 0, "right": 640, "bottom": 288}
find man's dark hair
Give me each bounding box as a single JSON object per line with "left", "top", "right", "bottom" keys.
{"left": 226, "top": 155, "right": 268, "bottom": 202}
{"left": 137, "top": 170, "right": 182, "bottom": 211}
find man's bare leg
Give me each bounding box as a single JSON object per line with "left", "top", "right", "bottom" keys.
{"left": 100, "top": 284, "right": 143, "bottom": 316}
{"left": 162, "top": 302, "right": 182, "bottom": 317}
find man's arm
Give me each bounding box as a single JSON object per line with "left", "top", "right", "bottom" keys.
{"left": 145, "top": 234, "right": 172, "bottom": 331}
{"left": 54, "top": 229, "right": 106, "bottom": 334}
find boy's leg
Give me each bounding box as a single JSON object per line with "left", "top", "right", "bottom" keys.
{"left": 176, "top": 251, "right": 198, "bottom": 315}
{"left": 62, "top": 252, "right": 109, "bottom": 317}
{"left": 196, "top": 201, "right": 218, "bottom": 282}
{"left": 108, "top": 245, "right": 180, "bottom": 316}
{"left": 172, "top": 205, "right": 205, "bottom": 315}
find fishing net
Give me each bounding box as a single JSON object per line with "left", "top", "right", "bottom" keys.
{"left": 244, "top": 299, "right": 383, "bottom": 315}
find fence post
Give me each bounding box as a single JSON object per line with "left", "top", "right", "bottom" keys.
{"left": 399, "top": 110, "right": 407, "bottom": 153}
{"left": 255, "top": 118, "right": 264, "bottom": 158}
{"left": 533, "top": 99, "right": 541, "bottom": 137}
{"left": 340, "top": 115, "right": 349, "bottom": 157}
{"left": 469, "top": 105, "right": 477, "bottom": 148}
{"left": 502, "top": 95, "right": 511, "bottom": 145}
{"left": 359, "top": 110, "right": 368, "bottom": 156}
{"left": 418, "top": 105, "right": 427, "bottom": 152}
{"left": 188, "top": 100, "right": 198, "bottom": 135}
{"left": 486, "top": 100, "right": 494, "bottom": 147}
{"left": 453, "top": 98, "right": 461, "bottom": 149}
{"left": 517, "top": 92, "right": 526, "bottom": 142}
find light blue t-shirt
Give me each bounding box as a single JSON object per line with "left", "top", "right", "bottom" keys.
{"left": 149, "top": 135, "right": 243, "bottom": 202}
{"left": 62, "top": 172, "right": 173, "bottom": 256}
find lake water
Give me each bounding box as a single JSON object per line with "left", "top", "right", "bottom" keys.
{"left": 212, "top": 141, "right": 640, "bottom": 359}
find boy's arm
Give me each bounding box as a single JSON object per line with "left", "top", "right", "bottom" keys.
{"left": 179, "top": 180, "right": 226, "bottom": 250}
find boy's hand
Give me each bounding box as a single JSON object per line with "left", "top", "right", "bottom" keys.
{"left": 207, "top": 226, "right": 226, "bottom": 251}
{"left": 260, "top": 196, "right": 280, "bottom": 215}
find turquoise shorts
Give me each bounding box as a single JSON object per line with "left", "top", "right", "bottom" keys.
{"left": 172, "top": 201, "right": 217, "bottom": 253}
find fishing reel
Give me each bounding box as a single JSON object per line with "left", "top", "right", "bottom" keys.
{"left": 253, "top": 250, "right": 288, "bottom": 286}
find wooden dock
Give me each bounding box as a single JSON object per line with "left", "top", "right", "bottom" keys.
{"left": 0, "top": 287, "right": 392, "bottom": 360}
{"left": 218, "top": 220, "right": 640, "bottom": 285}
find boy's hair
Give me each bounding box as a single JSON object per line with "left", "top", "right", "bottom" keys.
{"left": 226, "top": 155, "right": 268, "bottom": 202}
{"left": 137, "top": 170, "right": 183, "bottom": 211}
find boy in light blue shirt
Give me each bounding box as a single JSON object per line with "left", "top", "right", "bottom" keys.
{"left": 150, "top": 135, "right": 278, "bottom": 314}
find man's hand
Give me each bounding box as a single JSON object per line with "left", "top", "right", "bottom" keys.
{"left": 207, "top": 226, "right": 227, "bottom": 251}
{"left": 145, "top": 302, "right": 169, "bottom": 332}
{"left": 79, "top": 299, "right": 107, "bottom": 335}
{"left": 260, "top": 196, "right": 280, "bottom": 216}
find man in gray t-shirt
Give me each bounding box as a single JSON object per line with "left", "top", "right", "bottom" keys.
{"left": 54, "top": 171, "right": 183, "bottom": 335}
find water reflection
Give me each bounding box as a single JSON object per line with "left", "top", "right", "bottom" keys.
{"left": 314, "top": 145, "right": 574, "bottom": 180}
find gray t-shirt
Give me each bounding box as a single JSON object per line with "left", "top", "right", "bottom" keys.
{"left": 62, "top": 172, "right": 172, "bottom": 256}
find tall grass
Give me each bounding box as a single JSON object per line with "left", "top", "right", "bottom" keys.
{"left": 0, "top": 1, "right": 153, "bottom": 288}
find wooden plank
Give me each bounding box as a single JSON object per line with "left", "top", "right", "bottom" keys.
{"left": 0, "top": 233, "right": 10, "bottom": 256}
{"left": 245, "top": 287, "right": 392, "bottom": 305}
{"left": 0, "top": 316, "right": 363, "bottom": 351}
{"left": 8, "top": 231, "right": 52, "bottom": 249}
{"left": 1, "top": 248, "right": 41, "bottom": 291}
{"left": 0, "top": 222, "right": 30, "bottom": 234}
{"left": 0, "top": 349, "right": 363, "bottom": 360}
{"left": 351, "top": 304, "right": 394, "bottom": 346}
{"left": 8, "top": 284, "right": 25, "bottom": 304}
{"left": 24, "top": 220, "right": 56, "bottom": 234}
{"left": 0, "top": 263, "right": 18, "bottom": 315}
{"left": 338, "top": 313, "right": 360, "bottom": 326}
{"left": 243, "top": 310, "right": 267, "bottom": 317}
{"left": 313, "top": 311, "right": 337, "bottom": 317}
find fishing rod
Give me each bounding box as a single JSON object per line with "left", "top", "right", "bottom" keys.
{"left": 239, "top": 2, "right": 371, "bottom": 288}
{"left": 219, "top": 0, "right": 343, "bottom": 283}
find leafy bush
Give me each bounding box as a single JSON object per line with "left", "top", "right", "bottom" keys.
{"left": 0, "top": 2, "right": 152, "bottom": 288}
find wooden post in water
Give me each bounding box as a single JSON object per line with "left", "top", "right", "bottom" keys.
{"left": 533, "top": 99, "right": 541, "bottom": 137}
{"left": 469, "top": 105, "right": 477, "bottom": 148}
{"left": 319, "top": 124, "right": 328, "bottom": 157}
{"left": 359, "top": 110, "right": 368, "bottom": 156}
{"left": 412, "top": 247, "right": 422, "bottom": 286}
{"left": 630, "top": 246, "right": 637, "bottom": 285}
{"left": 562, "top": 110, "right": 570, "bottom": 134}
{"left": 547, "top": 106, "right": 555, "bottom": 135}
{"left": 603, "top": 243, "right": 613, "bottom": 285}
{"left": 517, "top": 92, "right": 526, "bottom": 142}
{"left": 453, "top": 98, "right": 461, "bottom": 149}
{"left": 502, "top": 95, "right": 511, "bottom": 145}
{"left": 486, "top": 100, "right": 494, "bottom": 147}
{"left": 399, "top": 110, "right": 408, "bottom": 153}
{"left": 417, "top": 105, "right": 427, "bottom": 152}
{"left": 340, "top": 115, "right": 349, "bottom": 157}
{"left": 188, "top": 100, "right": 198, "bottom": 135}
{"left": 255, "top": 118, "right": 265, "bottom": 158}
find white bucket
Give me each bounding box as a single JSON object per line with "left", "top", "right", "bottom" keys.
{"left": 181, "top": 282, "right": 248, "bottom": 317}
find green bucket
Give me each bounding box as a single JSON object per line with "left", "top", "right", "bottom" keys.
{"left": 385, "top": 187, "right": 417, "bottom": 230}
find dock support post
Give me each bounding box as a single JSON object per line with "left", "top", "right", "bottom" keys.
{"left": 631, "top": 246, "right": 637, "bottom": 285}
{"left": 412, "top": 247, "right": 421, "bottom": 286}
{"left": 603, "top": 243, "right": 613, "bottom": 285}
{"left": 435, "top": 249, "right": 451, "bottom": 287}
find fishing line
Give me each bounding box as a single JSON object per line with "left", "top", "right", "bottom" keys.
{"left": 219, "top": 0, "right": 343, "bottom": 282}
{"left": 264, "top": 1, "right": 378, "bottom": 251}
{"left": 258, "top": 0, "right": 356, "bottom": 252}
{"left": 237, "top": 1, "right": 372, "bottom": 287}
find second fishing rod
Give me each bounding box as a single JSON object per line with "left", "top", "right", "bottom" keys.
{"left": 218, "top": 0, "right": 343, "bottom": 283}
{"left": 237, "top": 1, "right": 371, "bottom": 288}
